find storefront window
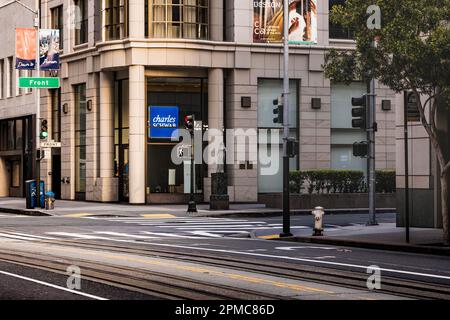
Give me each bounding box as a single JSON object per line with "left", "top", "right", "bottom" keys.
{"left": 146, "top": 0, "right": 208, "bottom": 39}
{"left": 74, "top": 84, "right": 87, "bottom": 195}
{"left": 146, "top": 77, "right": 207, "bottom": 196}
{"left": 257, "top": 79, "right": 299, "bottom": 193}
{"left": 331, "top": 82, "right": 367, "bottom": 172}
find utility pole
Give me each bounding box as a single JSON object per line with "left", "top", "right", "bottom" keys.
{"left": 280, "top": 0, "right": 292, "bottom": 237}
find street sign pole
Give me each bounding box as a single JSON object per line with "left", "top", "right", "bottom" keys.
{"left": 280, "top": 0, "right": 292, "bottom": 237}
{"left": 35, "top": 0, "right": 41, "bottom": 208}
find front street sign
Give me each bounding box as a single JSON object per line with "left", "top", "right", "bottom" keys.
{"left": 40, "top": 140, "right": 61, "bottom": 148}
{"left": 19, "top": 77, "right": 60, "bottom": 88}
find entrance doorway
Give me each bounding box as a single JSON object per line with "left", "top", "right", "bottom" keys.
{"left": 118, "top": 144, "right": 129, "bottom": 202}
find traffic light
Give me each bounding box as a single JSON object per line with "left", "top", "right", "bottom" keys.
{"left": 40, "top": 119, "right": 48, "bottom": 139}
{"left": 351, "top": 95, "right": 368, "bottom": 130}
{"left": 273, "top": 96, "right": 283, "bottom": 124}
{"left": 184, "top": 115, "right": 194, "bottom": 133}
{"left": 286, "top": 139, "right": 298, "bottom": 158}
{"left": 353, "top": 141, "right": 368, "bottom": 157}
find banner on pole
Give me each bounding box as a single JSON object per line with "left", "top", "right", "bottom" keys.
{"left": 39, "top": 29, "right": 60, "bottom": 70}
{"left": 15, "top": 28, "right": 37, "bottom": 70}
{"left": 253, "top": 0, "right": 318, "bottom": 45}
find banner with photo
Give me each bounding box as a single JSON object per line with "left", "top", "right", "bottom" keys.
{"left": 253, "top": 0, "right": 318, "bottom": 44}
{"left": 39, "top": 29, "right": 60, "bottom": 70}
{"left": 15, "top": 28, "right": 37, "bottom": 70}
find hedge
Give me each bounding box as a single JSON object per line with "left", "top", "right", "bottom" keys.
{"left": 289, "top": 169, "right": 396, "bottom": 194}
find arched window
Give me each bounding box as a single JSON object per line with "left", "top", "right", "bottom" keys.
{"left": 146, "top": 0, "right": 208, "bottom": 39}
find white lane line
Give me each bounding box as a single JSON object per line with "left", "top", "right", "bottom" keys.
{"left": 94, "top": 232, "right": 159, "bottom": 239}
{"left": 141, "top": 232, "right": 204, "bottom": 239}
{"left": 0, "top": 233, "right": 45, "bottom": 241}
{"left": 5, "top": 232, "right": 58, "bottom": 240}
{"left": 0, "top": 270, "right": 108, "bottom": 300}
{"left": 167, "top": 225, "right": 259, "bottom": 229}
{"left": 129, "top": 241, "right": 450, "bottom": 281}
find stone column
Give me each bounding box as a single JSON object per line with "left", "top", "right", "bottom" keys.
{"left": 0, "top": 157, "right": 8, "bottom": 197}
{"left": 204, "top": 68, "right": 225, "bottom": 201}
{"left": 96, "top": 71, "right": 118, "bottom": 202}
{"left": 128, "top": 65, "right": 146, "bottom": 204}
{"left": 128, "top": 0, "right": 145, "bottom": 38}
{"left": 209, "top": 0, "right": 224, "bottom": 41}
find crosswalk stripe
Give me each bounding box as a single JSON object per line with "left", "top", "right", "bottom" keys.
{"left": 140, "top": 214, "right": 176, "bottom": 219}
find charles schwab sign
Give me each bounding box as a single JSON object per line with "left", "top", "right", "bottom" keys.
{"left": 149, "top": 106, "right": 179, "bottom": 139}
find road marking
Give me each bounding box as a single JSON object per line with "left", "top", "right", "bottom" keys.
{"left": 63, "top": 213, "right": 96, "bottom": 218}
{"left": 5, "top": 232, "right": 58, "bottom": 240}
{"left": 0, "top": 270, "right": 108, "bottom": 300}
{"left": 140, "top": 214, "right": 176, "bottom": 219}
{"left": 0, "top": 232, "right": 56, "bottom": 241}
{"left": 258, "top": 234, "right": 280, "bottom": 239}
{"left": 94, "top": 232, "right": 159, "bottom": 239}
{"left": 105, "top": 241, "right": 450, "bottom": 282}
{"left": 275, "top": 246, "right": 337, "bottom": 251}
{"left": 141, "top": 232, "right": 207, "bottom": 239}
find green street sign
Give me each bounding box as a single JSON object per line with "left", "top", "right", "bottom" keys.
{"left": 19, "top": 77, "right": 60, "bottom": 88}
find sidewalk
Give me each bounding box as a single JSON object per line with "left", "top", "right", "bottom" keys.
{"left": 0, "top": 197, "right": 395, "bottom": 218}
{"left": 277, "top": 223, "right": 450, "bottom": 256}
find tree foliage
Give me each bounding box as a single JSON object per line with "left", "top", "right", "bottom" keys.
{"left": 325, "top": 0, "right": 450, "bottom": 103}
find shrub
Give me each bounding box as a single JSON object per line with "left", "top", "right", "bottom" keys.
{"left": 289, "top": 169, "right": 395, "bottom": 194}
{"left": 376, "top": 170, "right": 396, "bottom": 193}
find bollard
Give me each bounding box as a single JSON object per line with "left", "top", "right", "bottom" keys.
{"left": 312, "top": 206, "right": 325, "bottom": 236}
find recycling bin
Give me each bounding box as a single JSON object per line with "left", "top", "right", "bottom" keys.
{"left": 25, "top": 180, "right": 45, "bottom": 209}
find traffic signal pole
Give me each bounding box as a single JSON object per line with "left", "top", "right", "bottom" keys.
{"left": 280, "top": 0, "right": 292, "bottom": 237}
{"left": 367, "top": 78, "right": 377, "bottom": 225}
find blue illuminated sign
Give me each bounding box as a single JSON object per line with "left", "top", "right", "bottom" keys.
{"left": 149, "top": 106, "right": 179, "bottom": 139}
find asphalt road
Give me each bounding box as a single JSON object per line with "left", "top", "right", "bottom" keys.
{"left": 0, "top": 212, "right": 448, "bottom": 299}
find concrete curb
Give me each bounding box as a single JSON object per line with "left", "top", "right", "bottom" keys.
{"left": 0, "top": 207, "right": 51, "bottom": 217}
{"left": 196, "top": 208, "right": 396, "bottom": 218}
{"left": 274, "top": 235, "right": 450, "bottom": 256}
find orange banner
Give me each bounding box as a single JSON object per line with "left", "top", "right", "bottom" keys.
{"left": 16, "top": 28, "right": 37, "bottom": 69}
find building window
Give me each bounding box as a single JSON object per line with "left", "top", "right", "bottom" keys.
{"left": 11, "top": 161, "right": 21, "bottom": 188}
{"left": 16, "top": 69, "right": 22, "bottom": 96}
{"left": 329, "top": 0, "right": 354, "bottom": 40}
{"left": 146, "top": 0, "right": 208, "bottom": 40}
{"left": 331, "top": 82, "right": 366, "bottom": 172}
{"left": 75, "top": 0, "right": 88, "bottom": 45}
{"left": 51, "top": 89, "right": 61, "bottom": 142}
{"left": 74, "top": 84, "right": 87, "bottom": 194}
{"left": 0, "top": 59, "right": 3, "bottom": 99}
{"left": 51, "top": 6, "right": 64, "bottom": 49}
{"left": 7, "top": 57, "right": 13, "bottom": 98}
{"left": 103, "top": 0, "right": 128, "bottom": 40}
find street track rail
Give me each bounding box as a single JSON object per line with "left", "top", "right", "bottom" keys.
{"left": 0, "top": 237, "right": 449, "bottom": 300}
{"left": 0, "top": 250, "right": 285, "bottom": 300}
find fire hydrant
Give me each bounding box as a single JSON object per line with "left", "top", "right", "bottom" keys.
{"left": 312, "top": 207, "right": 325, "bottom": 236}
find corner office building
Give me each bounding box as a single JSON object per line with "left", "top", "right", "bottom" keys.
{"left": 0, "top": 0, "right": 396, "bottom": 204}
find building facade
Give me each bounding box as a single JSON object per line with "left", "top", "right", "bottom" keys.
{"left": 0, "top": 0, "right": 397, "bottom": 204}
{"left": 0, "top": 0, "right": 37, "bottom": 198}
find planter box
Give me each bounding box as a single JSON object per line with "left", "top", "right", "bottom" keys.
{"left": 259, "top": 193, "right": 396, "bottom": 210}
